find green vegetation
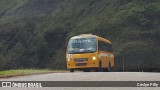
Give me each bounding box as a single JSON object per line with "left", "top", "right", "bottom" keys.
{"left": 0, "top": 0, "right": 160, "bottom": 71}
{"left": 0, "top": 69, "right": 63, "bottom": 77}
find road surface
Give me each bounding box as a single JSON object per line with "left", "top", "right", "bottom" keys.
{"left": 0, "top": 72, "right": 160, "bottom": 90}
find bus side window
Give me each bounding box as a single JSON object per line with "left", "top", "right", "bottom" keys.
{"left": 98, "top": 41, "right": 102, "bottom": 51}
{"left": 98, "top": 41, "right": 113, "bottom": 53}
{"left": 110, "top": 45, "right": 113, "bottom": 52}
{"left": 98, "top": 41, "right": 107, "bottom": 51}
{"left": 106, "top": 43, "right": 113, "bottom": 53}
{"left": 108, "top": 44, "right": 113, "bottom": 52}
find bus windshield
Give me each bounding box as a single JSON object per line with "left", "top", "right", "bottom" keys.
{"left": 67, "top": 38, "right": 97, "bottom": 54}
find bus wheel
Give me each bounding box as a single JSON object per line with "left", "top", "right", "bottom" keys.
{"left": 104, "top": 62, "right": 110, "bottom": 72}
{"left": 96, "top": 61, "right": 102, "bottom": 72}
{"left": 70, "top": 69, "right": 74, "bottom": 72}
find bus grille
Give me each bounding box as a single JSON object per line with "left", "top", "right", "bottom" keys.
{"left": 75, "top": 63, "right": 87, "bottom": 66}
{"left": 74, "top": 58, "right": 88, "bottom": 62}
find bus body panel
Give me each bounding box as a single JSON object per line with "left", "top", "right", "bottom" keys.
{"left": 98, "top": 51, "right": 114, "bottom": 68}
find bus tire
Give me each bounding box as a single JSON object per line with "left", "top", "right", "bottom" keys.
{"left": 96, "top": 61, "right": 102, "bottom": 72}
{"left": 103, "top": 62, "right": 111, "bottom": 72}
{"left": 70, "top": 69, "right": 74, "bottom": 72}
{"left": 106, "top": 62, "right": 111, "bottom": 72}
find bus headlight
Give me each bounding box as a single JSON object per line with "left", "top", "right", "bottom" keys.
{"left": 92, "top": 57, "right": 96, "bottom": 60}
{"left": 67, "top": 58, "right": 70, "bottom": 61}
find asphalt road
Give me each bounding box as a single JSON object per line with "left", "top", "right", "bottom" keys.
{"left": 0, "top": 72, "right": 160, "bottom": 90}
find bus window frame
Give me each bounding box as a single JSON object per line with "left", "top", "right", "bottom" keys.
{"left": 98, "top": 40, "right": 113, "bottom": 53}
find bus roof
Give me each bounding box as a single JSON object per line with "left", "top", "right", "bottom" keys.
{"left": 71, "top": 34, "right": 112, "bottom": 44}
{"left": 96, "top": 36, "right": 112, "bottom": 44}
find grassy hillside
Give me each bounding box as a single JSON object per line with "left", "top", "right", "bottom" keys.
{"left": 0, "top": 0, "right": 160, "bottom": 71}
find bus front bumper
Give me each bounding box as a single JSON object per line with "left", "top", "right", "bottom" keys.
{"left": 67, "top": 60, "right": 99, "bottom": 69}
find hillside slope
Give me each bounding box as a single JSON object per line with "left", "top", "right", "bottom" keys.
{"left": 0, "top": 0, "right": 160, "bottom": 71}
